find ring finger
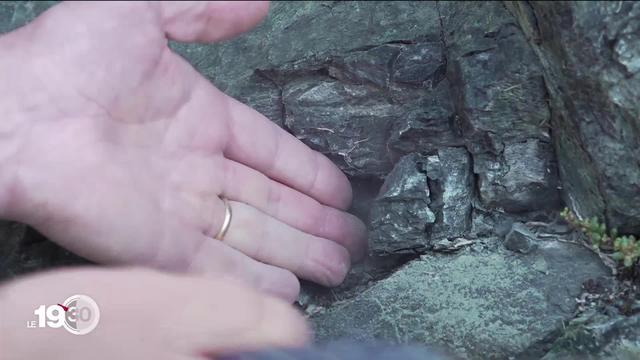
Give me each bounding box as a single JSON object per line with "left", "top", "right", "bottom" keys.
{"left": 220, "top": 159, "right": 367, "bottom": 260}
{"left": 211, "top": 201, "right": 351, "bottom": 287}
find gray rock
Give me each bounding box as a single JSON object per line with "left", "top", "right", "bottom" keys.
{"left": 225, "top": 341, "right": 455, "bottom": 360}
{"left": 542, "top": 310, "right": 640, "bottom": 360}
{"left": 0, "top": 221, "right": 28, "bottom": 281}
{"left": 297, "top": 253, "right": 419, "bottom": 312}
{"left": 426, "top": 148, "right": 474, "bottom": 240}
{"left": 392, "top": 42, "right": 445, "bottom": 86}
{"left": 506, "top": 1, "right": 640, "bottom": 233}
{"left": 441, "top": 1, "right": 550, "bottom": 142}
{"left": 440, "top": 1, "right": 560, "bottom": 213}
{"left": 386, "top": 79, "right": 460, "bottom": 161}
{"left": 0, "top": 1, "right": 54, "bottom": 34}
{"left": 474, "top": 139, "right": 560, "bottom": 212}
{"left": 504, "top": 222, "right": 538, "bottom": 254}
{"left": 271, "top": 41, "right": 455, "bottom": 177}
{"left": 470, "top": 209, "right": 516, "bottom": 239}
{"left": 230, "top": 73, "right": 284, "bottom": 128}
{"left": 329, "top": 44, "right": 401, "bottom": 88}
{"left": 369, "top": 154, "right": 434, "bottom": 254}
{"left": 311, "top": 239, "right": 610, "bottom": 359}
{"left": 281, "top": 76, "right": 397, "bottom": 177}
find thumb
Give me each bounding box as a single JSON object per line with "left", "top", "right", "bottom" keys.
{"left": 157, "top": 1, "right": 270, "bottom": 43}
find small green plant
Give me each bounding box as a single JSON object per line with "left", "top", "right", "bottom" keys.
{"left": 612, "top": 236, "right": 640, "bottom": 268}
{"left": 560, "top": 208, "right": 639, "bottom": 268}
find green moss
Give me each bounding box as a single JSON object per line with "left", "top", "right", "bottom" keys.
{"left": 561, "top": 208, "right": 639, "bottom": 268}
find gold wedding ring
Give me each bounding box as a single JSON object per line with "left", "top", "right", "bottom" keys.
{"left": 215, "top": 198, "right": 232, "bottom": 240}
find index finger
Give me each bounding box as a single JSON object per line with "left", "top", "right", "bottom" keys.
{"left": 222, "top": 95, "right": 353, "bottom": 210}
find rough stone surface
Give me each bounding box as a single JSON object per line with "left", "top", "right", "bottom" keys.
{"left": 369, "top": 153, "right": 434, "bottom": 254}
{"left": 264, "top": 42, "right": 456, "bottom": 178}
{"left": 170, "top": 1, "right": 560, "bottom": 219}
{"left": 0, "top": 1, "right": 54, "bottom": 33}
{"left": 475, "top": 139, "right": 560, "bottom": 213}
{"left": 506, "top": 1, "right": 640, "bottom": 233}
{"left": 504, "top": 222, "right": 538, "bottom": 254}
{"left": 227, "top": 341, "right": 455, "bottom": 360}
{"left": 440, "top": 1, "right": 560, "bottom": 214}
{"left": 542, "top": 310, "right": 640, "bottom": 360}
{"left": 311, "top": 239, "right": 610, "bottom": 359}
{"left": 425, "top": 147, "right": 473, "bottom": 240}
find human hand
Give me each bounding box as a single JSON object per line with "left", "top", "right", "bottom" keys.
{"left": 0, "top": 267, "right": 309, "bottom": 359}
{"left": 0, "top": 1, "right": 367, "bottom": 301}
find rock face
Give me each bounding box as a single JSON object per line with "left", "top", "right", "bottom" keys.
{"left": 1, "top": 1, "right": 638, "bottom": 359}
{"left": 506, "top": 2, "right": 640, "bottom": 234}
{"left": 440, "top": 2, "right": 560, "bottom": 214}
{"left": 173, "top": 0, "right": 561, "bottom": 240}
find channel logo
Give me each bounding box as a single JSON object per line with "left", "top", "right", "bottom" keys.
{"left": 28, "top": 294, "right": 100, "bottom": 335}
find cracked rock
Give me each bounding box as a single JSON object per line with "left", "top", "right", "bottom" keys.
{"left": 506, "top": 1, "right": 640, "bottom": 233}
{"left": 369, "top": 153, "right": 434, "bottom": 254}
{"left": 425, "top": 147, "right": 474, "bottom": 240}
{"left": 441, "top": 1, "right": 560, "bottom": 213}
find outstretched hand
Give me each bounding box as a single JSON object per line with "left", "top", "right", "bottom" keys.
{"left": 0, "top": 1, "right": 367, "bottom": 301}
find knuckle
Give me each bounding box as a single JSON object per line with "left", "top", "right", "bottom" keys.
{"left": 305, "top": 151, "right": 322, "bottom": 195}
{"left": 265, "top": 180, "right": 282, "bottom": 216}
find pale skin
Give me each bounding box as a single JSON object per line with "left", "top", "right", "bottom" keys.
{"left": 0, "top": 1, "right": 368, "bottom": 357}
{"left": 0, "top": 268, "right": 310, "bottom": 359}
